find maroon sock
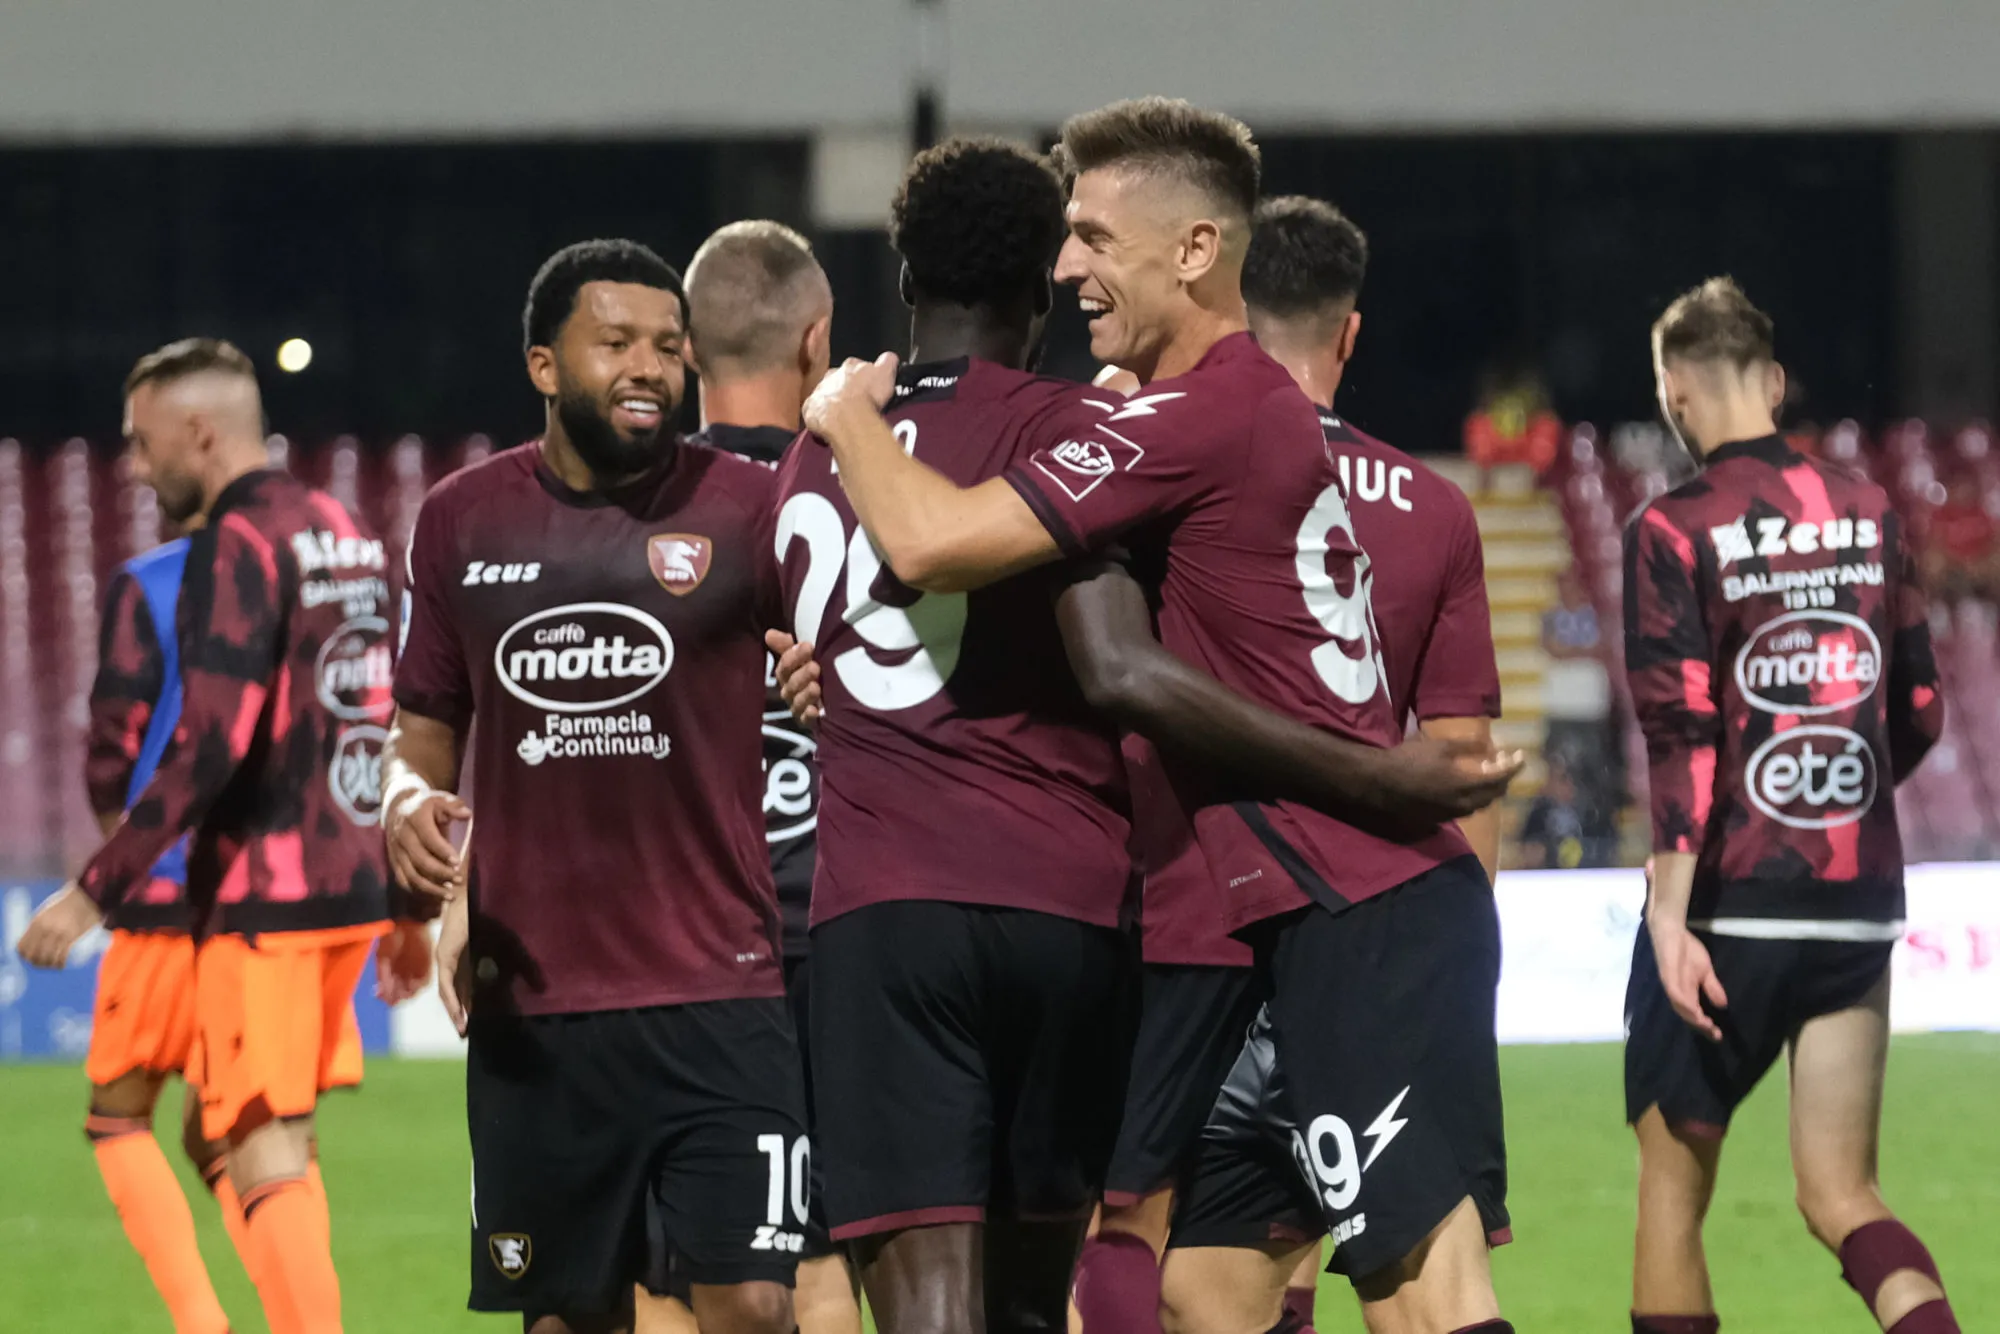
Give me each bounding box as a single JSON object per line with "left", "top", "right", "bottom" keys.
{"left": 1840, "top": 1219, "right": 1955, "bottom": 1332}
{"left": 1632, "top": 1317, "right": 1719, "bottom": 1334}
{"left": 1280, "top": 1284, "right": 1316, "bottom": 1333}
{"left": 1074, "top": 1231, "right": 1163, "bottom": 1334}
{"left": 1889, "top": 1300, "right": 1960, "bottom": 1334}
{"left": 1447, "top": 1322, "right": 1513, "bottom": 1333}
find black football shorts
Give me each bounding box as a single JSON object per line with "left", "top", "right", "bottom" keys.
{"left": 809, "top": 900, "right": 1137, "bottom": 1239}
{"left": 1625, "top": 922, "right": 1892, "bottom": 1136}
{"left": 467, "top": 998, "right": 808, "bottom": 1316}
{"left": 1103, "top": 963, "right": 1264, "bottom": 1204}
{"left": 1175, "top": 856, "right": 1510, "bottom": 1282}
{"left": 641, "top": 956, "right": 835, "bottom": 1303}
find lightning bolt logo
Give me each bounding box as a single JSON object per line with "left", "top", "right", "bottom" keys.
{"left": 1106, "top": 392, "right": 1185, "bottom": 422}
{"left": 1361, "top": 1086, "right": 1411, "bottom": 1172}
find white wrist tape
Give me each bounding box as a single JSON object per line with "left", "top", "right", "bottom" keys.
{"left": 382, "top": 773, "right": 438, "bottom": 820}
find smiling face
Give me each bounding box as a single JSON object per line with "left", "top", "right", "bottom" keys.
{"left": 530, "top": 280, "right": 687, "bottom": 480}
{"left": 1054, "top": 167, "right": 1196, "bottom": 382}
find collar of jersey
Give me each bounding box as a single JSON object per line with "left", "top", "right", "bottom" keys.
{"left": 699, "top": 422, "right": 796, "bottom": 464}
{"left": 210, "top": 466, "right": 280, "bottom": 517}
{"left": 892, "top": 356, "right": 972, "bottom": 405}
{"left": 531, "top": 440, "right": 677, "bottom": 510}
{"left": 1705, "top": 433, "right": 1791, "bottom": 466}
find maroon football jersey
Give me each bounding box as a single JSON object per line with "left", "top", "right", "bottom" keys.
{"left": 395, "top": 441, "right": 784, "bottom": 1015}
{"left": 1624, "top": 434, "right": 1941, "bottom": 933}
{"left": 1124, "top": 734, "right": 1248, "bottom": 966}
{"left": 775, "top": 358, "right": 1130, "bottom": 929}
{"left": 78, "top": 470, "right": 395, "bottom": 936}
{"left": 1320, "top": 409, "right": 1502, "bottom": 725}
{"left": 1005, "top": 333, "right": 1470, "bottom": 931}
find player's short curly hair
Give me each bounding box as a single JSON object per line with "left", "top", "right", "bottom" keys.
{"left": 523, "top": 239, "right": 686, "bottom": 353}
{"left": 890, "top": 137, "right": 1067, "bottom": 309}
{"left": 1055, "top": 97, "right": 1261, "bottom": 221}
{"left": 1243, "top": 196, "right": 1369, "bottom": 319}
{"left": 1653, "top": 276, "right": 1774, "bottom": 368}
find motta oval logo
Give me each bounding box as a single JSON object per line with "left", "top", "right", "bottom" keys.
{"left": 1734, "top": 610, "right": 1882, "bottom": 717}
{"left": 1744, "top": 724, "right": 1878, "bottom": 830}
{"left": 316, "top": 615, "right": 395, "bottom": 721}
{"left": 494, "top": 602, "right": 674, "bottom": 713}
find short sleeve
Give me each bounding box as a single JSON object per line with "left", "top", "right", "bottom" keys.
{"left": 392, "top": 488, "right": 473, "bottom": 728}
{"left": 1411, "top": 499, "right": 1502, "bottom": 720}
{"left": 1002, "top": 388, "right": 1215, "bottom": 558}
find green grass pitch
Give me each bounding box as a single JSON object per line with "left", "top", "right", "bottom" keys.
{"left": 2, "top": 1036, "right": 1992, "bottom": 1331}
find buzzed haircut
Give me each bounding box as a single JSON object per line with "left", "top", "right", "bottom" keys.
{"left": 1653, "top": 276, "right": 1775, "bottom": 369}
{"left": 523, "top": 238, "right": 685, "bottom": 353}
{"left": 1243, "top": 196, "right": 1369, "bottom": 320}
{"left": 1055, "top": 97, "right": 1261, "bottom": 221}
{"left": 125, "top": 337, "right": 257, "bottom": 397}
{"left": 891, "top": 137, "right": 1068, "bottom": 309}
{"left": 685, "top": 221, "right": 829, "bottom": 374}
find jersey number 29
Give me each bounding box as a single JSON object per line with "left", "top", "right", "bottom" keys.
{"left": 775, "top": 421, "right": 968, "bottom": 711}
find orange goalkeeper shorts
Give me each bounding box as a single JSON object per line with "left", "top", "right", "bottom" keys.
{"left": 191, "top": 924, "right": 384, "bottom": 1141}
{"left": 85, "top": 930, "right": 199, "bottom": 1085}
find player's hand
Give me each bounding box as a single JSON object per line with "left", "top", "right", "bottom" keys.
{"left": 765, "top": 629, "right": 822, "bottom": 725}
{"left": 1373, "top": 735, "right": 1524, "bottom": 821}
{"left": 375, "top": 920, "right": 434, "bottom": 1004}
{"left": 803, "top": 352, "right": 900, "bottom": 437}
{"left": 1650, "top": 919, "right": 1728, "bottom": 1042}
{"left": 16, "top": 882, "right": 103, "bottom": 970}
{"left": 385, "top": 786, "right": 473, "bottom": 900}
{"left": 435, "top": 893, "right": 473, "bottom": 1037}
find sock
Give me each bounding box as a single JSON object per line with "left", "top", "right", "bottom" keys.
{"left": 1840, "top": 1219, "right": 1956, "bottom": 1333}
{"left": 90, "top": 1120, "right": 231, "bottom": 1334}
{"left": 308, "top": 1158, "right": 331, "bottom": 1233}
{"left": 1632, "top": 1317, "right": 1719, "bottom": 1334}
{"left": 1448, "top": 1323, "right": 1514, "bottom": 1333}
{"left": 243, "top": 1176, "right": 343, "bottom": 1334}
{"left": 1073, "top": 1231, "right": 1163, "bottom": 1334}
{"left": 210, "top": 1164, "right": 305, "bottom": 1334}
{"left": 1260, "top": 1284, "right": 1316, "bottom": 1334}
{"left": 1890, "top": 1300, "right": 1962, "bottom": 1334}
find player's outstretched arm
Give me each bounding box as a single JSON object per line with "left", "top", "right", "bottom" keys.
{"left": 1056, "top": 562, "right": 1520, "bottom": 828}
{"left": 804, "top": 354, "right": 1061, "bottom": 593}
{"left": 381, "top": 707, "right": 472, "bottom": 901}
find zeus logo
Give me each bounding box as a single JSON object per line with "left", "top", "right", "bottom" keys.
{"left": 1106, "top": 392, "right": 1185, "bottom": 422}
{"left": 1362, "top": 1086, "right": 1412, "bottom": 1171}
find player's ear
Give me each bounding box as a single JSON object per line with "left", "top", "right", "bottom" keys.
{"left": 525, "top": 345, "right": 560, "bottom": 399}
{"left": 1178, "top": 219, "right": 1222, "bottom": 285}
{"left": 897, "top": 263, "right": 916, "bottom": 309}
{"left": 682, "top": 331, "right": 705, "bottom": 380}
{"left": 802, "top": 312, "right": 833, "bottom": 378}
{"left": 1338, "top": 311, "right": 1362, "bottom": 365}
{"left": 1764, "top": 360, "right": 1786, "bottom": 414}
{"left": 184, "top": 403, "right": 217, "bottom": 466}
